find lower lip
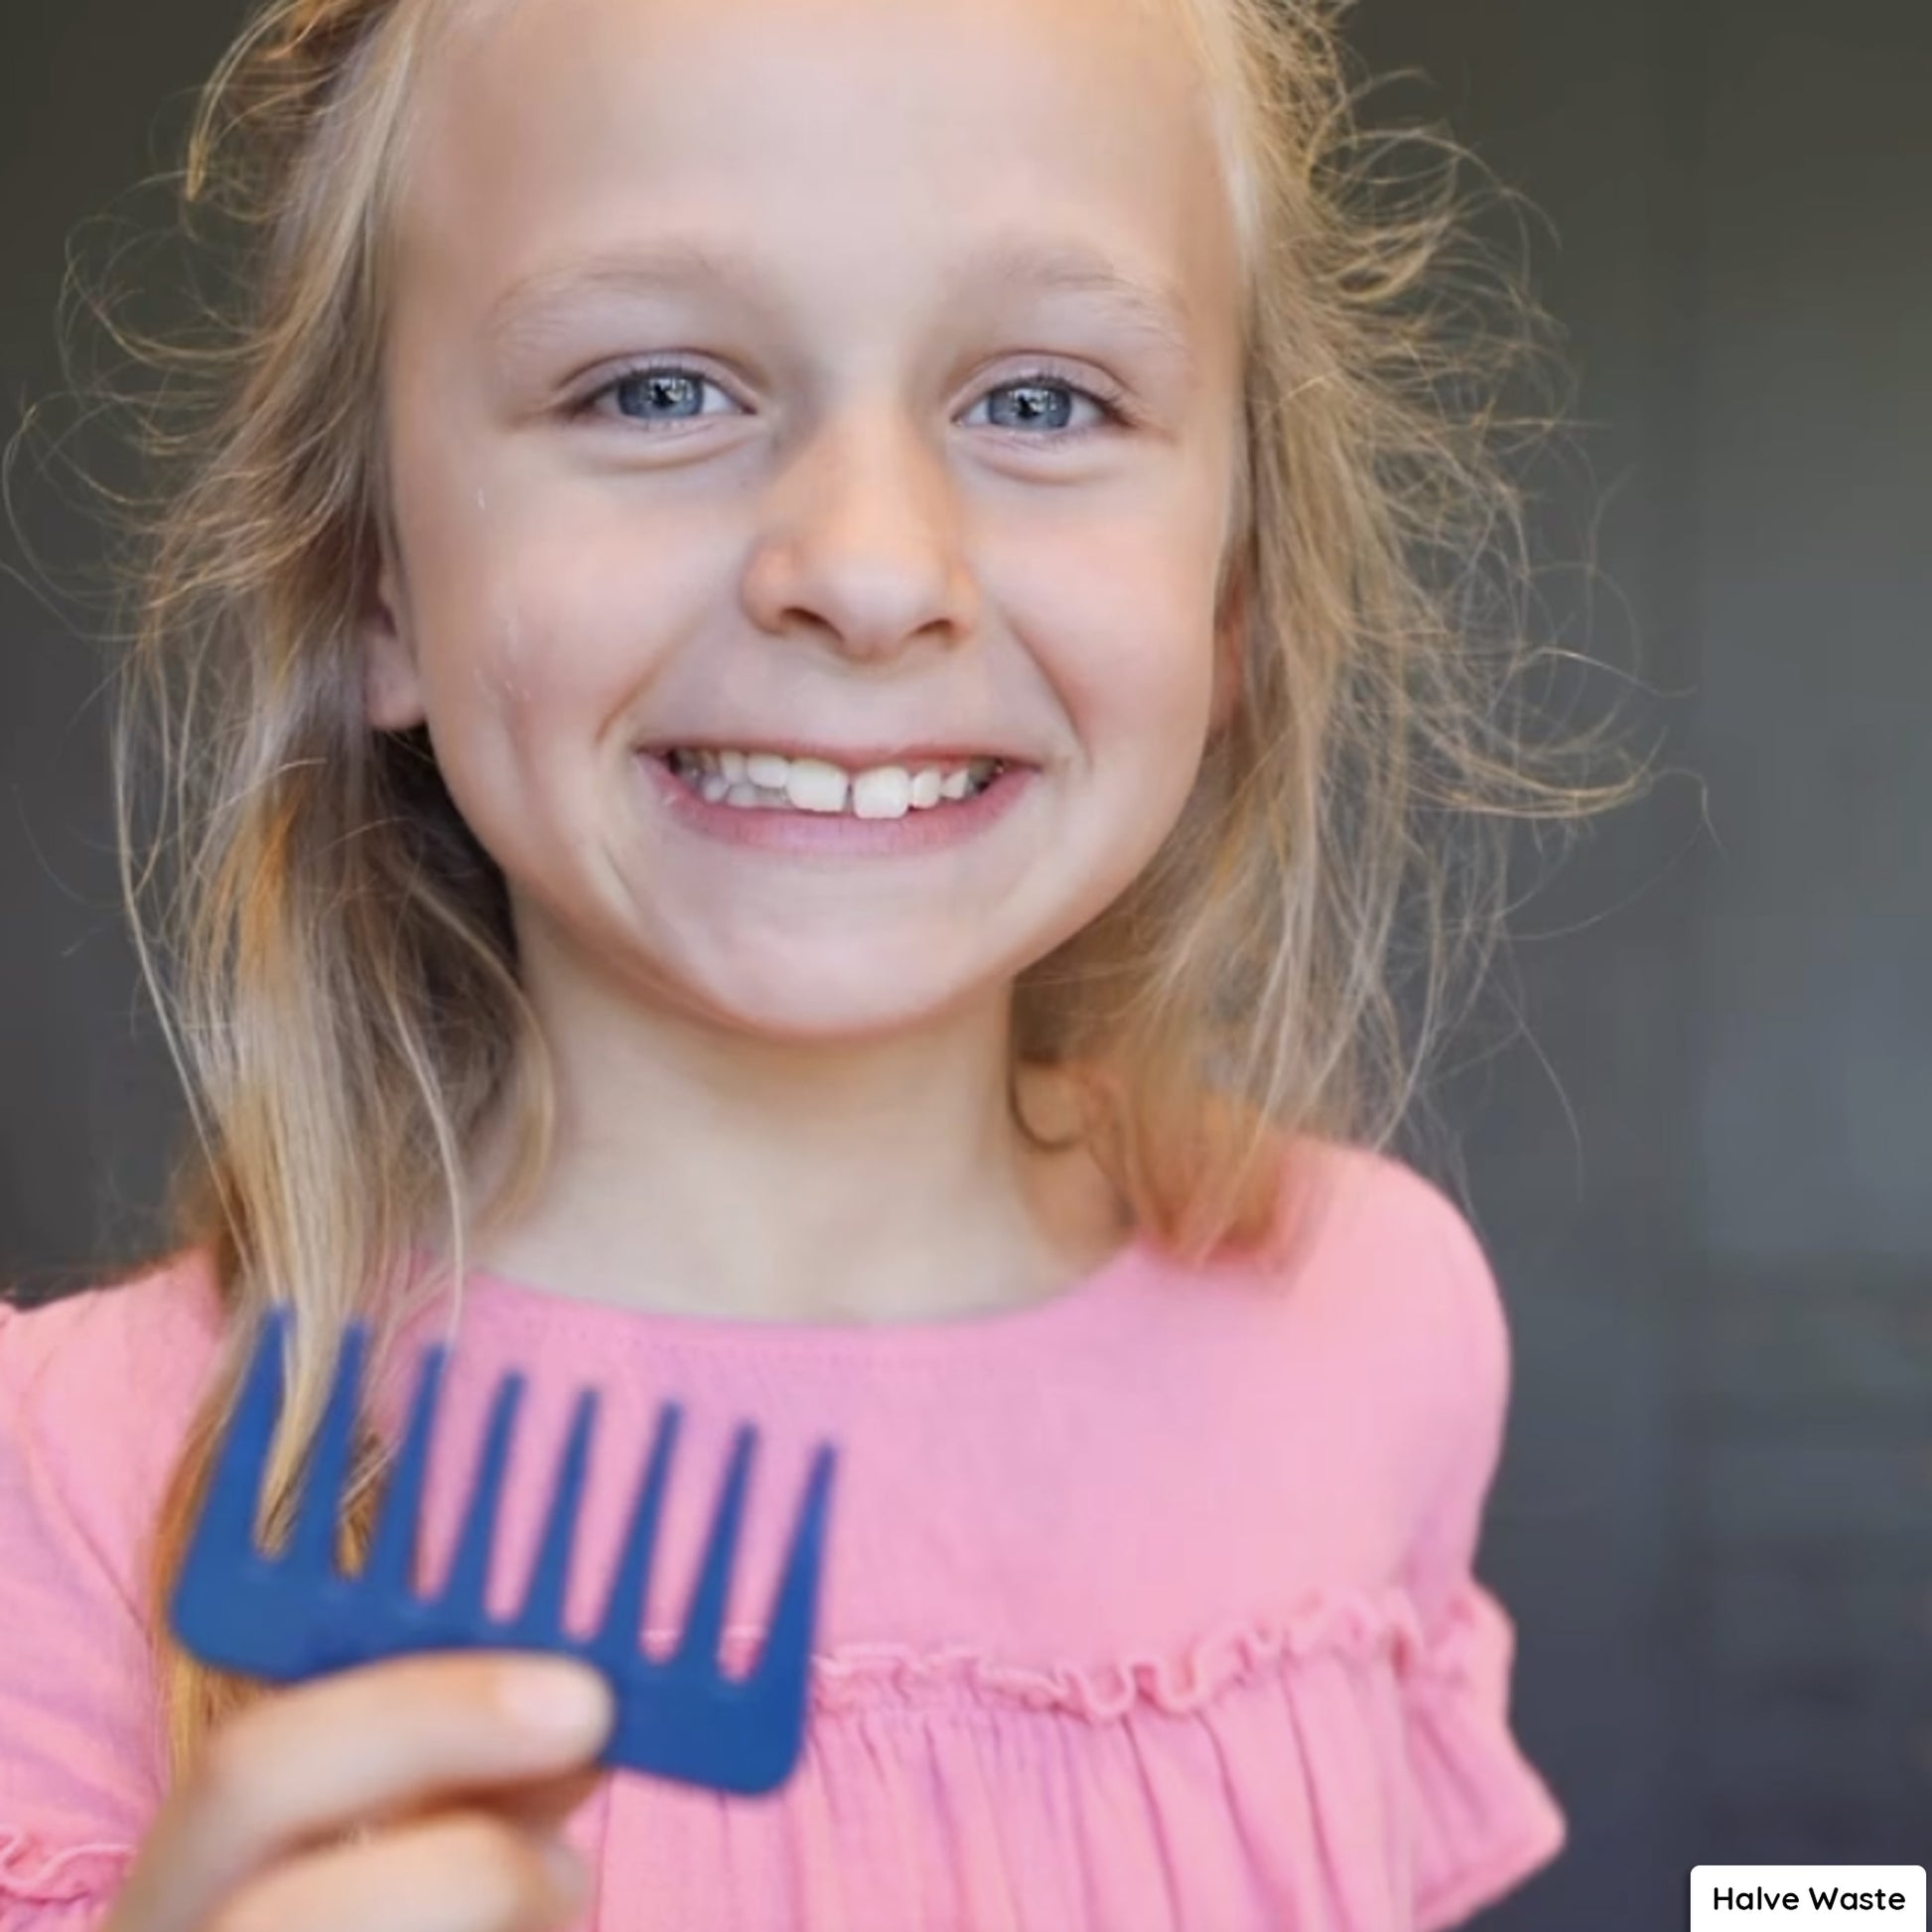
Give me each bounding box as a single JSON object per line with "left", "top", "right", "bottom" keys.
{"left": 636, "top": 754, "right": 1036, "bottom": 856}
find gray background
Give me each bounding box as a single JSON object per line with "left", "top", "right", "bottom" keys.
{"left": 3, "top": 0, "right": 1928, "bottom": 1920}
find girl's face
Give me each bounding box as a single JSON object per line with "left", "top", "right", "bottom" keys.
{"left": 363, "top": 0, "right": 1246, "bottom": 1041}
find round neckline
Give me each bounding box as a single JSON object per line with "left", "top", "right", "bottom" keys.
{"left": 407, "top": 1222, "right": 1158, "bottom": 1358}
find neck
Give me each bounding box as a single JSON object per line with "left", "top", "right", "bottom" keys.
{"left": 458, "top": 946, "right": 1126, "bottom": 1326}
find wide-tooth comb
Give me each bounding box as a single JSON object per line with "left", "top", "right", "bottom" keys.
{"left": 168, "top": 1302, "right": 839, "bottom": 1796}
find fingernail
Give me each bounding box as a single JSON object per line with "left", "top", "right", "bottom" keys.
{"left": 499, "top": 1661, "right": 613, "bottom": 1740}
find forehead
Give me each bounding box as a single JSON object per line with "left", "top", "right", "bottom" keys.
{"left": 395, "top": 0, "right": 1239, "bottom": 356}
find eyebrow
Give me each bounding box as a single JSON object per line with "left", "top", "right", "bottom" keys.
{"left": 484, "top": 230, "right": 1199, "bottom": 376}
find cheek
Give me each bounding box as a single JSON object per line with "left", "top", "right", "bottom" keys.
{"left": 412, "top": 521, "right": 651, "bottom": 750}
{"left": 1039, "top": 551, "right": 1221, "bottom": 760}
{"left": 385, "top": 390, "right": 669, "bottom": 729}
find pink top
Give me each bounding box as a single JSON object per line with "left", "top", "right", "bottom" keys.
{"left": 0, "top": 1139, "right": 1566, "bottom": 1930}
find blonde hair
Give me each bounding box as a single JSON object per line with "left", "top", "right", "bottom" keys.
{"left": 48, "top": 0, "right": 1646, "bottom": 1786}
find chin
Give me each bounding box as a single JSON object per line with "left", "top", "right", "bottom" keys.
{"left": 688, "top": 977, "right": 987, "bottom": 1044}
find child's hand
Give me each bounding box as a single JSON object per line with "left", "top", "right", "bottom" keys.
{"left": 102, "top": 1652, "right": 615, "bottom": 1932}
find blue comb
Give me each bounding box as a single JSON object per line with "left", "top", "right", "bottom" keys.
{"left": 168, "top": 1301, "right": 838, "bottom": 1795}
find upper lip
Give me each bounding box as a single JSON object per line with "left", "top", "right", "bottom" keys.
{"left": 642, "top": 737, "right": 1029, "bottom": 769}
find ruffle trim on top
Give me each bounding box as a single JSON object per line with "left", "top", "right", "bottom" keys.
{"left": 0, "top": 1587, "right": 1562, "bottom": 1927}
{"left": 0, "top": 1828, "right": 136, "bottom": 1906}
{"left": 664, "top": 1581, "right": 1488, "bottom": 1723}
{"left": 587, "top": 1578, "right": 1566, "bottom": 1928}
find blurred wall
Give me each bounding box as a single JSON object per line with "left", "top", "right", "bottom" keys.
{"left": 1, "top": 0, "right": 239, "bottom": 1287}
{"left": 1338, "top": 0, "right": 1932, "bottom": 1917}
{"left": 2, "top": 0, "right": 1928, "bottom": 1920}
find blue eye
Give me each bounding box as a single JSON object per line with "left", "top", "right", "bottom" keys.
{"left": 969, "top": 375, "right": 1128, "bottom": 438}
{"left": 589, "top": 366, "right": 724, "bottom": 428}
{"left": 574, "top": 362, "right": 1132, "bottom": 443}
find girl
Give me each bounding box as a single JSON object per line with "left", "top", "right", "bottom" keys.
{"left": 0, "top": 0, "right": 1641, "bottom": 1924}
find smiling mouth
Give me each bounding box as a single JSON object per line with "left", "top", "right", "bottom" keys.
{"left": 656, "top": 747, "right": 1008, "bottom": 819}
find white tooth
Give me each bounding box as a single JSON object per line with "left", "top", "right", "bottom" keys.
{"left": 784, "top": 758, "right": 850, "bottom": 814}
{"left": 720, "top": 748, "right": 748, "bottom": 781}
{"left": 726, "top": 781, "right": 760, "bottom": 806}
{"left": 938, "top": 768, "right": 971, "bottom": 800}
{"left": 746, "top": 752, "right": 791, "bottom": 789}
{"left": 908, "top": 767, "right": 944, "bottom": 809}
{"left": 700, "top": 771, "right": 731, "bottom": 803}
{"left": 852, "top": 767, "right": 912, "bottom": 819}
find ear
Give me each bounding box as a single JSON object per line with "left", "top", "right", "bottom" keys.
{"left": 1207, "top": 566, "right": 1248, "bottom": 735}
{"left": 359, "top": 541, "right": 427, "bottom": 732}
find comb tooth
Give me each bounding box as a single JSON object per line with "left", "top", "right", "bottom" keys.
{"left": 593, "top": 1402, "right": 681, "bottom": 1662}
{"left": 672, "top": 1424, "right": 758, "bottom": 1670}
{"left": 197, "top": 1303, "right": 295, "bottom": 1560}
{"left": 753, "top": 1443, "right": 837, "bottom": 1683}
{"left": 505, "top": 1386, "right": 599, "bottom": 1643}
{"left": 284, "top": 1318, "right": 369, "bottom": 1574}
{"left": 434, "top": 1370, "right": 526, "bottom": 1617}
{"left": 361, "top": 1339, "right": 451, "bottom": 1596}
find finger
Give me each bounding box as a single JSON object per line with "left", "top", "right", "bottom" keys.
{"left": 203, "top": 1808, "right": 586, "bottom": 1932}
{"left": 479, "top": 1764, "right": 608, "bottom": 1833}
{"left": 105, "top": 1653, "right": 612, "bottom": 1932}
{"left": 379, "top": 1763, "right": 608, "bottom": 1836}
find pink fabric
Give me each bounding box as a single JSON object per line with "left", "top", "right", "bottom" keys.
{"left": 0, "top": 1140, "right": 1566, "bottom": 1929}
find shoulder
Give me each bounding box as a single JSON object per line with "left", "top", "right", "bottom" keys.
{"left": 1297, "top": 1143, "right": 1521, "bottom": 1584}
{"left": 2, "top": 1245, "right": 227, "bottom": 1419}
{"left": 1276, "top": 1135, "right": 1509, "bottom": 1388}
{"left": 1152, "top": 1133, "right": 1509, "bottom": 1405}
{"left": 1, "top": 1243, "right": 225, "bottom": 1364}
{"left": 1262, "top": 1139, "right": 1514, "bottom": 1530}
{"left": 1147, "top": 1137, "right": 1512, "bottom": 1498}
{"left": 1276, "top": 1134, "right": 1493, "bottom": 1266}
{"left": 0, "top": 1251, "right": 223, "bottom": 1890}
{"left": 1, "top": 1247, "right": 228, "bottom": 1593}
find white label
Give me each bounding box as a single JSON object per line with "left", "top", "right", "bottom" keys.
{"left": 1691, "top": 1869, "right": 1926, "bottom": 1930}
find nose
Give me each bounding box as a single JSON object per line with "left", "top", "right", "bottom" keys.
{"left": 740, "top": 406, "right": 981, "bottom": 666}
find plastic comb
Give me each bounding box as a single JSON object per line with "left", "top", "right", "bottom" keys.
{"left": 168, "top": 1301, "right": 839, "bottom": 1795}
